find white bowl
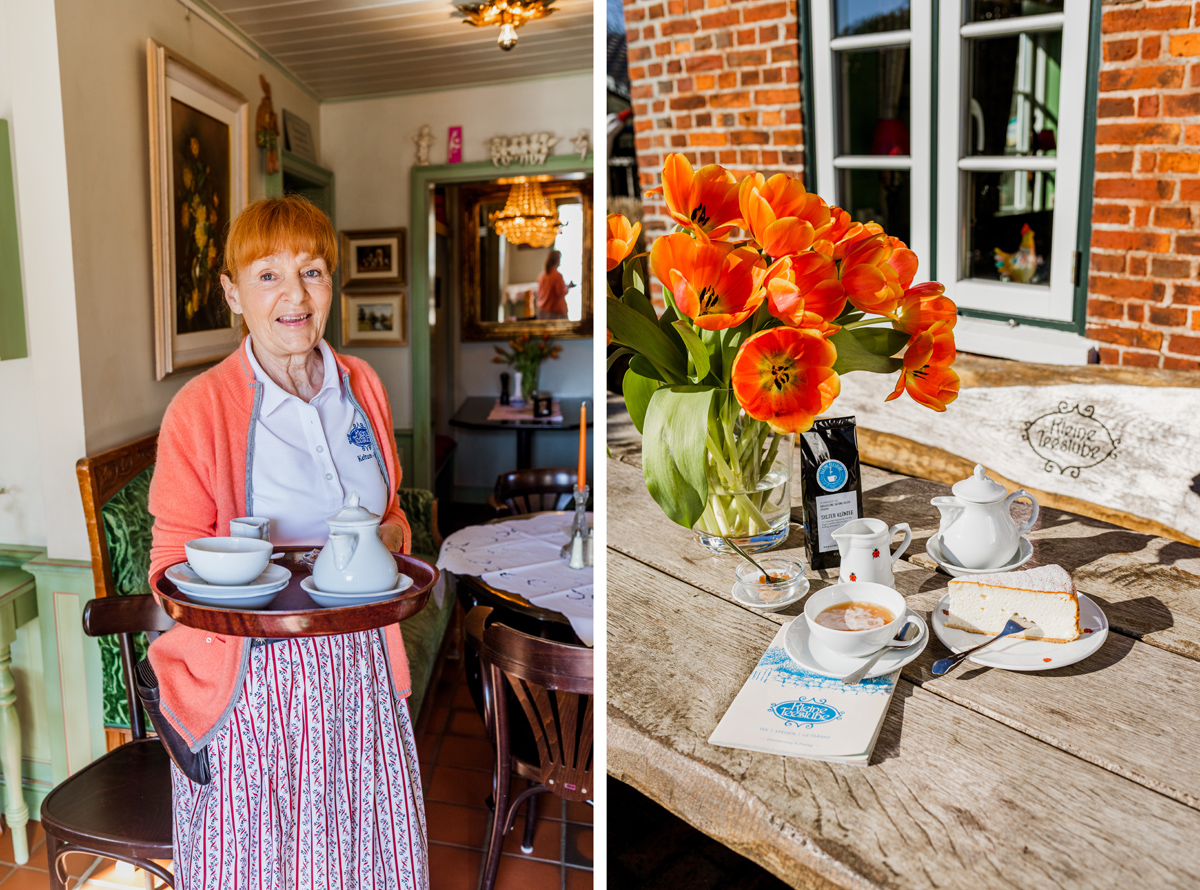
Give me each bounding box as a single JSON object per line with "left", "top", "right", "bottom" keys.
{"left": 184, "top": 537, "right": 272, "bottom": 586}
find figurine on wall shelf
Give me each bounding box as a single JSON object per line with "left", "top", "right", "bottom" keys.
{"left": 255, "top": 75, "right": 280, "bottom": 175}
{"left": 571, "top": 128, "right": 590, "bottom": 161}
{"left": 413, "top": 124, "right": 435, "bottom": 165}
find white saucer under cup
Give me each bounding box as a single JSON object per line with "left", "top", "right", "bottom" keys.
{"left": 784, "top": 613, "right": 929, "bottom": 680}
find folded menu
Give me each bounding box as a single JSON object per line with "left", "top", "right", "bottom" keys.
{"left": 709, "top": 621, "right": 899, "bottom": 765}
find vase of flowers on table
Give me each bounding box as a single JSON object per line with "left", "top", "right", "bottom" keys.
{"left": 607, "top": 154, "right": 960, "bottom": 554}
{"left": 493, "top": 333, "right": 563, "bottom": 405}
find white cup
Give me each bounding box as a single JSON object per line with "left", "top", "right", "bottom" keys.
{"left": 804, "top": 580, "right": 921, "bottom": 658}
{"left": 230, "top": 517, "right": 271, "bottom": 542}
{"left": 185, "top": 537, "right": 272, "bottom": 586}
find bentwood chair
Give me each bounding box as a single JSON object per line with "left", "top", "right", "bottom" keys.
{"left": 41, "top": 594, "right": 176, "bottom": 889}
{"left": 466, "top": 606, "right": 593, "bottom": 890}
{"left": 487, "top": 468, "right": 578, "bottom": 517}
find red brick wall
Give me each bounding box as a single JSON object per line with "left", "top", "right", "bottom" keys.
{"left": 623, "top": 0, "right": 805, "bottom": 242}
{"left": 1088, "top": 0, "right": 1200, "bottom": 369}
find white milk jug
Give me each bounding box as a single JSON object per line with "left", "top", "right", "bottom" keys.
{"left": 830, "top": 518, "right": 911, "bottom": 588}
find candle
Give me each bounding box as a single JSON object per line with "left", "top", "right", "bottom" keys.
{"left": 578, "top": 402, "right": 587, "bottom": 490}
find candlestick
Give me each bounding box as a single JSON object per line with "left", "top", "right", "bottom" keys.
{"left": 578, "top": 402, "right": 587, "bottom": 489}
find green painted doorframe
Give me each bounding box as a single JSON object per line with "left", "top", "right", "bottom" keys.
{"left": 408, "top": 154, "right": 594, "bottom": 491}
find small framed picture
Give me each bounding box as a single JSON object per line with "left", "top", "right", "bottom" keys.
{"left": 340, "top": 228, "right": 406, "bottom": 288}
{"left": 341, "top": 291, "right": 408, "bottom": 347}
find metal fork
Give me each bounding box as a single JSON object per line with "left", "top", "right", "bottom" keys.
{"left": 932, "top": 616, "right": 1027, "bottom": 675}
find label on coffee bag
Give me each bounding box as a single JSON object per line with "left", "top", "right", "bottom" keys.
{"left": 815, "top": 491, "right": 858, "bottom": 552}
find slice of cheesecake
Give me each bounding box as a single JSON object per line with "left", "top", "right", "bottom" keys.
{"left": 946, "top": 565, "right": 1080, "bottom": 643}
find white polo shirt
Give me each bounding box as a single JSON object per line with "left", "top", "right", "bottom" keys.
{"left": 245, "top": 337, "right": 388, "bottom": 545}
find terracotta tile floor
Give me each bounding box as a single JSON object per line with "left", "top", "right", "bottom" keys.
{"left": 0, "top": 818, "right": 169, "bottom": 889}
{"left": 417, "top": 656, "right": 593, "bottom": 890}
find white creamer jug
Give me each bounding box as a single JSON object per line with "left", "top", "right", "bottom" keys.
{"left": 931, "top": 465, "right": 1039, "bottom": 570}
{"left": 312, "top": 491, "right": 399, "bottom": 593}
{"left": 830, "top": 518, "right": 911, "bottom": 588}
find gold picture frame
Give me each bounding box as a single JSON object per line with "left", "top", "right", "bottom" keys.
{"left": 340, "top": 228, "right": 407, "bottom": 288}
{"left": 341, "top": 291, "right": 408, "bottom": 347}
{"left": 147, "top": 38, "right": 249, "bottom": 380}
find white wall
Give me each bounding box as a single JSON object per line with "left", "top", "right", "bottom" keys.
{"left": 320, "top": 74, "right": 593, "bottom": 430}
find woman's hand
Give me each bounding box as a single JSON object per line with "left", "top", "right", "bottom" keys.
{"left": 378, "top": 523, "right": 406, "bottom": 554}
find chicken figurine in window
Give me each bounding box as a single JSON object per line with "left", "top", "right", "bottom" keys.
{"left": 993, "top": 224, "right": 1040, "bottom": 284}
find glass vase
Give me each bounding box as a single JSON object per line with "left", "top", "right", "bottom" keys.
{"left": 691, "top": 395, "right": 794, "bottom": 555}
{"left": 521, "top": 365, "right": 539, "bottom": 403}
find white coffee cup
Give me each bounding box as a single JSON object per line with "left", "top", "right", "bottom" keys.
{"left": 185, "top": 537, "right": 272, "bottom": 586}
{"left": 804, "top": 580, "right": 920, "bottom": 658}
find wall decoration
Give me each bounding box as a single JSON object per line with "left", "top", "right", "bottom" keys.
{"left": 147, "top": 38, "right": 248, "bottom": 380}
{"left": 571, "top": 128, "right": 590, "bottom": 161}
{"left": 413, "top": 124, "right": 434, "bottom": 166}
{"left": 282, "top": 109, "right": 316, "bottom": 162}
{"left": 448, "top": 126, "right": 463, "bottom": 164}
{"left": 341, "top": 291, "right": 408, "bottom": 347}
{"left": 255, "top": 75, "right": 280, "bottom": 174}
{"left": 339, "top": 228, "right": 407, "bottom": 288}
{"left": 488, "top": 132, "right": 559, "bottom": 166}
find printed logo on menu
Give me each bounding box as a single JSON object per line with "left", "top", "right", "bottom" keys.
{"left": 348, "top": 422, "right": 375, "bottom": 462}
{"left": 768, "top": 697, "right": 843, "bottom": 728}
{"left": 816, "top": 459, "right": 848, "bottom": 492}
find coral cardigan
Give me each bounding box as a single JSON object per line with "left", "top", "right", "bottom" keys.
{"left": 147, "top": 340, "right": 413, "bottom": 752}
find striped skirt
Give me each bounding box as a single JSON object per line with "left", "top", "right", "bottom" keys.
{"left": 171, "top": 631, "right": 429, "bottom": 890}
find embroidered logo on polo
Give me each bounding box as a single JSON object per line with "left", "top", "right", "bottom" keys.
{"left": 348, "top": 422, "right": 375, "bottom": 462}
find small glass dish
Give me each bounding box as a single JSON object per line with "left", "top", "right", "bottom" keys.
{"left": 733, "top": 557, "right": 809, "bottom": 611}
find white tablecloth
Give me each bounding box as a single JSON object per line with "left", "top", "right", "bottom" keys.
{"left": 437, "top": 512, "right": 594, "bottom": 646}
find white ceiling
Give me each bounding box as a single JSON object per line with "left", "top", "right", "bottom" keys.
{"left": 206, "top": 0, "right": 594, "bottom": 99}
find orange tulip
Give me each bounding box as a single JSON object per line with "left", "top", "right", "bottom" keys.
{"left": 606, "top": 213, "right": 641, "bottom": 271}
{"left": 731, "top": 326, "right": 840, "bottom": 433}
{"left": 764, "top": 254, "right": 846, "bottom": 328}
{"left": 650, "top": 233, "right": 766, "bottom": 330}
{"left": 646, "top": 153, "right": 742, "bottom": 240}
{"left": 738, "top": 173, "right": 831, "bottom": 258}
{"left": 891, "top": 282, "right": 958, "bottom": 335}
{"left": 886, "top": 320, "right": 960, "bottom": 411}
{"left": 839, "top": 235, "right": 904, "bottom": 316}
{"left": 813, "top": 206, "right": 886, "bottom": 259}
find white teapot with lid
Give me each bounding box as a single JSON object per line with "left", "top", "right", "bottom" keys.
{"left": 931, "top": 465, "right": 1039, "bottom": 570}
{"left": 312, "top": 491, "right": 399, "bottom": 593}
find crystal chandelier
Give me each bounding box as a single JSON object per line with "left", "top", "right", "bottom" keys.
{"left": 451, "top": 0, "right": 557, "bottom": 51}
{"left": 489, "top": 181, "right": 562, "bottom": 247}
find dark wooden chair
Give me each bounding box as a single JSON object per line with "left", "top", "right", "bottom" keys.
{"left": 486, "top": 467, "right": 578, "bottom": 517}
{"left": 41, "top": 594, "right": 176, "bottom": 889}
{"left": 466, "top": 606, "right": 593, "bottom": 890}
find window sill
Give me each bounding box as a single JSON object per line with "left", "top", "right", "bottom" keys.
{"left": 953, "top": 317, "right": 1096, "bottom": 366}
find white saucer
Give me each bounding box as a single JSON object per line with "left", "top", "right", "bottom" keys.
{"left": 783, "top": 613, "right": 929, "bottom": 679}
{"left": 300, "top": 575, "right": 414, "bottom": 608}
{"left": 731, "top": 579, "right": 810, "bottom": 612}
{"left": 166, "top": 562, "right": 291, "bottom": 594}
{"left": 931, "top": 591, "right": 1108, "bottom": 671}
{"left": 926, "top": 534, "right": 1033, "bottom": 577}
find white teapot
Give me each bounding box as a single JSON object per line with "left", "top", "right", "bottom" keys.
{"left": 931, "top": 465, "right": 1039, "bottom": 570}
{"left": 312, "top": 491, "right": 399, "bottom": 594}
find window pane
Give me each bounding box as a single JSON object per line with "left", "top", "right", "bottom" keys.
{"left": 966, "top": 31, "right": 1061, "bottom": 158}
{"left": 969, "top": 0, "right": 1063, "bottom": 23}
{"left": 964, "top": 170, "right": 1054, "bottom": 285}
{"left": 839, "top": 169, "right": 911, "bottom": 245}
{"left": 834, "top": 0, "right": 910, "bottom": 36}
{"left": 836, "top": 47, "right": 911, "bottom": 156}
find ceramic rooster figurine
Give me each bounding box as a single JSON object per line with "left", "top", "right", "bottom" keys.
{"left": 994, "top": 224, "right": 1039, "bottom": 284}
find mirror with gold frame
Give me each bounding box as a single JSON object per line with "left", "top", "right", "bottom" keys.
{"left": 460, "top": 175, "right": 593, "bottom": 341}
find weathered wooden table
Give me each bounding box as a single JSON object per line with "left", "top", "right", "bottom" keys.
{"left": 607, "top": 398, "right": 1200, "bottom": 890}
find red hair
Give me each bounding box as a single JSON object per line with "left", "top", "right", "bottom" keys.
{"left": 222, "top": 195, "right": 338, "bottom": 279}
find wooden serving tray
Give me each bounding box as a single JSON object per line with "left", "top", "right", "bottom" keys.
{"left": 151, "top": 547, "right": 437, "bottom": 638}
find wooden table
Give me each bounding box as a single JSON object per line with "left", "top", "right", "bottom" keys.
{"left": 449, "top": 396, "right": 592, "bottom": 469}
{"left": 607, "top": 400, "right": 1200, "bottom": 890}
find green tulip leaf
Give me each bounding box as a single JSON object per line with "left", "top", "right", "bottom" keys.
{"left": 607, "top": 347, "right": 635, "bottom": 371}
{"left": 623, "top": 368, "right": 663, "bottom": 434}
{"left": 607, "top": 298, "right": 686, "bottom": 383}
{"left": 671, "top": 320, "right": 712, "bottom": 382}
{"left": 622, "top": 256, "right": 646, "bottom": 295}
{"left": 642, "top": 385, "right": 715, "bottom": 528}
{"left": 830, "top": 328, "right": 903, "bottom": 375}
{"left": 622, "top": 286, "right": 658, "bottom": 323}
{"left": 629, "top": 354, "right": 664, "bottom": 382}
{"left": 852, "top": 326, "right": 910, "bottom": 358}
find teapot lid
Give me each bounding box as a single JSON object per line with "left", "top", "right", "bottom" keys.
{"left": 952, "top": 465, "right": 1008, "bottom": 503}
{"left": 326, "top": 491, "right": 380, "bottom": 525}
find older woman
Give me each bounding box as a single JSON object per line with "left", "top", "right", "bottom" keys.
{"left": 146, "top": 196, "right": 426, "bottom": 889}
{"left": 535, "top": 249, "right": 574, "bottom": 319}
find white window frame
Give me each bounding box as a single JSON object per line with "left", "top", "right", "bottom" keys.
{"left": 810, "top": 1, "right": 933, "bottom": 280}
{"left": 937, "top": 3, "right": 1091, "bottom": 323}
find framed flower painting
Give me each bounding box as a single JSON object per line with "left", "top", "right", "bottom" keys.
{"left": 147, "top": 38, "right": 248, "bottom": 380}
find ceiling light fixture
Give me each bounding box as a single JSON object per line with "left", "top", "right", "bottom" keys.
{"left": 452, "top": 0, "right": 558, "bottom": 52}
{"left": 490, "top": 180, "right": 563, "bottom": 247}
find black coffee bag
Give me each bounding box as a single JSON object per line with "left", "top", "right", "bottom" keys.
{"left": 799, "top": 416, "right": 864, "bottom": 571}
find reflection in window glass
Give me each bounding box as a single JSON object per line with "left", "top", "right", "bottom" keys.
{"left": 965, "top": 171, "right": 1054, "bottom": 285}
{"left": 969, "top": 0, "right": 1063, "bottom": 23}
{"left": 838, "top": 169, "right": 911, "bottom": 246}
{"left": 836, "top": 48, "right": 911, "bottom": 156}
{"left": 834, "top": 0, "right": 909, "bottom": 36}
{"left": 967, "top": 32, "right": 1061, "bottom": 157}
